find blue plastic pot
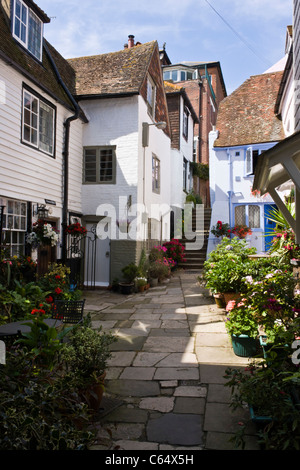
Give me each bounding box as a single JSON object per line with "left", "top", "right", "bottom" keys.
{"left": 231, "top": 334, "right": 257, "bottom": 357}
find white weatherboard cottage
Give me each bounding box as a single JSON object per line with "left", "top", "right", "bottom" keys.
{"left": 69, "top": 38, "right": 172, "bottom": 285}
{"left": 0, "top": 0, "right": 84, "bottom": 269}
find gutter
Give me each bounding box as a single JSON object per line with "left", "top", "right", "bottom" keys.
{"left": 44, "top": 42, "right": 81, "bottom": 263}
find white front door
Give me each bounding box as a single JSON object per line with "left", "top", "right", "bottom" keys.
{"left": 84, "top": 222, "right": 110, "bottom": 287}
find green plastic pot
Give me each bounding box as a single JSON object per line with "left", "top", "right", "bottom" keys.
{"left": 231, "top": 334, "right": 257, "bottom": 357}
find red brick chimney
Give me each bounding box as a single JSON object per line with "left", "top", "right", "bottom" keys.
{"left": 128, "top": 35, "right": 135, "bottom": 48}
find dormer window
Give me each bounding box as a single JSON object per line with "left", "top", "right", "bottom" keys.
{"left": 12, "top": 0, "right": 43, "bottom": 61}
{"left": 163, "top": 69, "right": 196, "bottom": 82}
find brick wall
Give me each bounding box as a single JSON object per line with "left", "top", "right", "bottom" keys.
{"left": 140, "top": 46, "right": 170, "bottom": 137}
{"left": 166, "top": 93, "right": 180, "bottom": 150}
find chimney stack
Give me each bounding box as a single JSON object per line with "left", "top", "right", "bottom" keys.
{"left": 128, "top": 35, "right": 135, "bottom": 48}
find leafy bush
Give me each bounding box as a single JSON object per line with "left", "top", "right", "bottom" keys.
{"left": 224, "top": 361, "right": 300, "bottom": 450}
{"left": 61, "top": 320, "right": 117, "bottom": 388}
{"left": 163, "top": 239, "right": 186, "bottom": 265}
{"left": 0, "top": 346, "right": 95, "bottom": 450}
{"left": 225, "top": 300, "right": 258, "bottom": 338}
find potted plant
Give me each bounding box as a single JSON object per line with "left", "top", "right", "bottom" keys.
{"left": 27, "top": 219, "right": 59, "bottom": 247}
{"left": 224, "top": 362, "right": 300, "bottom": 450}
{"left": 147, "top": 260, "right": 169, "bottom": 284}
{"left": 225, "top": 299, "right": 259, "bottom": 357}
{"left": 136, "top": 276, "right": 148, "bottom": 292}
{"left": 229, "top": 224, "right": 252, "bottom": 239}
{"left": 119, "top": 263, "right": 139, "bottom": 294}
{"left": 204, "top": 257, "right": 245, "bottom": 303}
{"left": 204, "top": 238, "right": 257, "bottom": 306}
{"left": 61, "top": 318, "right": 117, "bottom": 411}
{"left": 65, "top": 222, "right": 87, "bottom": 237}
{"left": 211, "top": 220, "right": 230, "bottom": 238}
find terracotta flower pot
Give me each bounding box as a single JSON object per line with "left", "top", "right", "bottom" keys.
{"left": 81, "top": 372, "right": 106, "bottom": 412}
{"left": 213, "top": 293, "right": 226, "bottom": 308}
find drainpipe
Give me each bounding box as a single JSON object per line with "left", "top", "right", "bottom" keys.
{"left": 44, "top": 42, "right": 81, "bottom": 263}
{"left": 227, "top": 149, "right": 233, "bottom": 231}
{"left": 198, "top": 78, "right": 202, "bottom": 164}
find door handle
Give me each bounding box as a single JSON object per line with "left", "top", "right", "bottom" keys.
{"left": 106, "top": 251, "right": 110, "bottom": 257}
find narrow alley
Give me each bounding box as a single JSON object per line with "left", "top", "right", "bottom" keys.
{"left": 83, "top": 270, "right": 259, "bottom": 451}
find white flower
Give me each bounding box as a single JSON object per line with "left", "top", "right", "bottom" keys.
{"left": 245, "top": 275, "right": 253, "bottom": 284}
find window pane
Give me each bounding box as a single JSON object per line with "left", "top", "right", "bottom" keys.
{"left": 39, "top": 101, "right": 54, "bottom": 154}
{"left": 171, "top": 71, "right": 177, "bottom": 81}
{"left": 147, "top": 78, "right": 154, "bottom": 114}
{"left": 235, "top": 206, "right": 246, "bottom": 225}
{"left": 99, "top": 149, "right": 113, "bottom": 182}
{"left": 152, "top": 156, "right": 160, "bottom": 192}
{"left": 14, "top": 0, "right": 27, "bottom": 44}
{"left": 23, "top": 91, "right": 38, "bottom": 146}
{"left": 84, "top": 149, "right": 97, "bottom": 182}
{"left": 28, "top": 10, "right": 42, "bottom": 60}
{"left": 180, "top": 71, "right": 186, "bottom": 81}
{"left": 249, "top": 205, "right": 260, "bottom": 228}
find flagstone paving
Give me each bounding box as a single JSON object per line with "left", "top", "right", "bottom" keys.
{"left": 84, "top": 271, "right": 260, "bottom": 451}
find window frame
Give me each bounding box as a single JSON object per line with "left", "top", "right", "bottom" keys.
{"left": 245, "top": 147, "right": 260, "bottom": 176}
{"left": 183, "top": 106, "right": 189, "bottom": 140}
{"left": 152, "top": 154, "right": 160, "bottom": 194}
{"left": 83, "top": 146, "right": 116, "bottom": 185}
{"left": 234, "top": 203, "right": 262, "bottom": 230}
{"left": 0, "top": 198, "right": 28, "bottom": 257}
{"left": 21, "top": 85, "right": 56, "bottom": 157}
{"left": 12, "top": 0, "right": 43, "bottom": 61}
{"left": 147, "top": 75, "right": 156, "bottom": 118}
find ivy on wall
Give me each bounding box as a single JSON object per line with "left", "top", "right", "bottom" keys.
{"left": 190, "top": 162, "right": 209, "bottom": 180}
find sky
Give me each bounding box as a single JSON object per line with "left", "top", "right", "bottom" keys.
{"left": 37, "top": 0, "right": 293, "bottom": 95}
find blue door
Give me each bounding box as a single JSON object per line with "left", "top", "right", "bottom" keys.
{"left": 264, "top": 204, "right": 277, "bottom": 251}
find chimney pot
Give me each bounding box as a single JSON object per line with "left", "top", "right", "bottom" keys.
{"left": 128, "top": 35, "right": 135, "bottom": 48}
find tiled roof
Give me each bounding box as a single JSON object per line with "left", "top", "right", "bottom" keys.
{"left": 68, "top": 42, "right": 157, "bottom": 97}
{"left": 214, "top": 71, "right": 285, "bottom": 147}
{"left": 164, "top": 81, "right": 199, "bottom": 123}
{"left": 0, "top": 6, "right": 74, "bottom": 110}
{"left": 164, "top": 81, "right": 184, "bottom": 93}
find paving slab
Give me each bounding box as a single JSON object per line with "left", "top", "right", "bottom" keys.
{"left": 173, "top": 386, "right": 207, "bottom": 397}
{"left": 143, "top": 336, "right": 195, "bottom": 353}
{"left": 149, "top": 328, "right": 190, "bottom": 337}
{"left": 102, "top": 405, "right": 149, "bottom": 423}
{"left": 139, "top": 397, "right": 175, "bottom": 412}
{"left": 195, "top": 346, "right": 250, "bottom": 365}
{"left": 195, "top": 332, "right": 232, "bottom": 348}
{"left": 147, "top": 413, "right": 204, "bottom": 446}
{"left": 161, "top": 320, "right": 189, "bottom": 329}
{"left": 106, "top": 379, "right": 160, "bottom": 397}
{"left": 108, "top": 351, "right": 136, "bottom": 367}
{"left": 113, "top": 440, "right": 159, "bottom": 450}
{"left": 133, "top": 352, "right": 169, "bottom": 367}
{"left": 204, "top": 403, "right": 255, "bottom": 434}
{"left": 110, "top": 335, "right": 147, "bottom": 351}
{"left": 154, "top": 367, "right": 199, "bottom": 381}
{"left": 174, "top": 397, "right": 206, "bottom": 414}
{"left": 156, "top": 352, "right": 198, "bottom": 367}
{"left": 120, "top": 367, "right": 156, "bottom": 380}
